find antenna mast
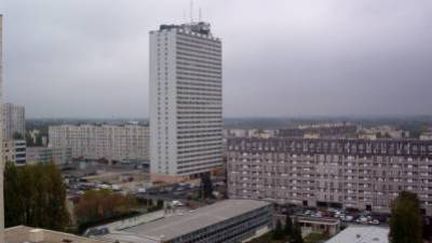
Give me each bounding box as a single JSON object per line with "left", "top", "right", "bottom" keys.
{"left": 199, "top": 7, "right": 202, "bottom": 22}
{"left": 189, "top": 0, "right": 194, "bottom": 22}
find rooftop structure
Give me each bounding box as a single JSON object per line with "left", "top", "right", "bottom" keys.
{"left": 100, "top": 199, "right": 272, "bottom": 243}
{"left": 5, "top": 225, "right": 109, "bottom": 243}
{"left": 159, "top": 22, "right": 213, "bottom": 36}
{"left": 325, "top": 226, "right": 389, "bottom": 243}
{"left": 278, "top": 123, "right": 357, "bottom": 139}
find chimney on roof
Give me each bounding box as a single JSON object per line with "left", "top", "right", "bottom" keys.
{"left": 29, "top": 229, "right": 45, "bottom": 242}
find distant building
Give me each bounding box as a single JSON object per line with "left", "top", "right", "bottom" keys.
{"left": 358, "top": 125, "right": 410, "bottom": 139}
{"left": 3, "top": 140, "right": 26, "bottom": 165}
{"left": 99, "top": 199, "right": 272, "bottom": 243}
{"left": 326, "top": 226, "right": 389, "bottom": 243}
{"left": 278, "top": 123, "right": 357, "bottom": 139}
{"left": 2, "top": 103, "right": 25, "bottom": 140}
{"left": 293, "top": 215, "right": 340, "bottom": 237}
{"left": 420, "top": 132, "right": 432, "bottom": 141}
{"left": 49, "top": 124, "right": 149, "bottom": 162}
{"left": 227, "top": 137, "right": 432, "bottom": 215}
{"left": 149, "top": 22, "right": 223, "bottom": 179}
{"left": 26, "top": 146, "right": 72, "bottom": 165}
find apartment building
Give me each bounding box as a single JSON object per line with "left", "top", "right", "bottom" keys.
{"left": 2, "top": 103, "right": 25, "bottom": 140}
{"left": 3, "top": 139, "right": 26, "bottom": 165}
{"left": 49, "top": 124, "right": 149, "bottom": 162}
{"left": 227, "top": 137, "right": 432, "bottom": 215}
{"left": 149, "top": 22, "right": 223, "bottom": 178}
{"left": 26, "top": 146, "right": 72, "bottom": 165}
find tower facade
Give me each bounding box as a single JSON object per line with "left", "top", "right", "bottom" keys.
{"left": 149, "top": 22, "right": 222, "bottom": 178}
{"left": 0, "top": 14, "right": 5, "bottom": 243}
{"left": 2, "top": 103, "right": 25, "bottom": 140}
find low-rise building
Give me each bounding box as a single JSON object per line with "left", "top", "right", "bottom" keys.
{"left": 5, "top": 225, "right": 110, "bottom": 243}
{"left": 293, "top": 216, "right": 340, "bottom": 237}
{"left": 26, "top": 146, "right": 72, "bottom": 165}
{"left": 325, "top": 226, "right": 389, "bottom": 243}
{"left": 99, "top": 199, "right": 273, "bottom": 243}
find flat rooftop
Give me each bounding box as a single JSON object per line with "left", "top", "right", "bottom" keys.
{"left": 5, "top": 225, "right": 109, "bottom": 243}
{"left": 326, "top": 226, "right": 389, "bottom": 243}
{"left": 117, "top": 199, "right": 270, "bottom": 242}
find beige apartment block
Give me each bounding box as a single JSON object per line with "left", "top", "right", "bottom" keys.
{"left": 227, "top": 137, "right": 432, "bottom": 215}
{"left": 49, "top": 124, "right": 149, "bottom": 162}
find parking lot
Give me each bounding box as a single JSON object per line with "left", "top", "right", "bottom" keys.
{"left": 280, "top": 205, "right": 390, "bottom": 226}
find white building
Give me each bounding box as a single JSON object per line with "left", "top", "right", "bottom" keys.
{"left": 26, "top": 146, "right": 72, "bottom": 165}
{"left": 2, "top": 103, "right": 25, "bottom": 140}
{"left": 326, "top": 226, "right": 389, "bottom": 243}
{"left": 49, "top": 124, "right": 149, "bottom": 162}
{"left": 149, "top": 22, "right": 223, "bottom": 178}
{"left": 0, "top": 14, "right": 4, "bottom": 242}
{"left": 3, "top": 139, "right": 26, "bottom": 165}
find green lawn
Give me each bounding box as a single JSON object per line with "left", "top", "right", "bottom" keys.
{"left": 246, "top": 232, "right": 288, "bottom": 243}
{"left": 304, "top": 232, "right": 329, "bottom": 243}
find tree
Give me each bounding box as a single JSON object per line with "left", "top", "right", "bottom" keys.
{"left": 75, "top": 189, "right": 137, "bottom": 228}
{"left": 200, "top": 173, "right": 214, "bottom": 199}
{"left": 389, "top": 191, "right": 422, "bottom": 243}
{"left": 35, "top": 135, "right": 43, "bottom": 146}
{"left": 25, "top": 132, "right": 34, "bottom": 146}
{"left": 4, "top": 162, "right": 70, "bottom": 230}
{"left": 284, "top": 213, "right": 293, "bottom": 237}
{"left": 291, "top": 220, "right": 304, "bottom": 243}
{"left": 272, "top": 219, "right": 284, "bottom": 240}
{"left": 13, "top": 132, "right": 24, "bottom": 140}
{"left": 4, "top": 162, "right": 24, "bottom": 226}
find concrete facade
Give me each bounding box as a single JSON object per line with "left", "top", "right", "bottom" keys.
{"left": 99, "top": 200, "right": 272, "bottom": 243}
{"left": 2, "top": 103, "right": 25, "bottom": 140}
{"left": 227, "top": 137, "right": 432, "bottom": 215}
{"left": 0, "top": 14, "right": 4, "bottom": 243}
{"left": 26, "top": 146, "right": 72, "bottom": 165}
{"left": 149, "top": 22, "right": 223, "bottom": 177}
{"left": 3, "top": 139, "right": 26, "bottom": 165}
{"left": 49, "top": 124, "right": 149, "bottom": 162}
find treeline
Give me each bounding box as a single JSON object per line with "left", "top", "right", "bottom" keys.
{"left": 75, "top": 189, "right": 138, "bottom": 233}
{"left": 4, "top": 162, "right": 70, "bottom": 231}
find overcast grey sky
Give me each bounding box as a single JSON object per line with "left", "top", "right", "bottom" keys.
{"left": 1, "top": 0, "right": 432, "bottom": 118}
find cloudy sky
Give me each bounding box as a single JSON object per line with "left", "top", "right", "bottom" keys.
{"left": 1, "top": 0, "right": 432, "bottom": 118}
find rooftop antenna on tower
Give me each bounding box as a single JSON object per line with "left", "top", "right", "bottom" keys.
{"left": 189, "top": 0, "right": 194, "bottom": 22}
{"left": 199, "top": 7, "right": 202, "bottom": 22}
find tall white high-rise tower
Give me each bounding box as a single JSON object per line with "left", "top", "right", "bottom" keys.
{"left": 149, "top": 22, "right": 222, "bottom": 179}
{"left": 0, "top": 14, "right": 5, "bottom": 243}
